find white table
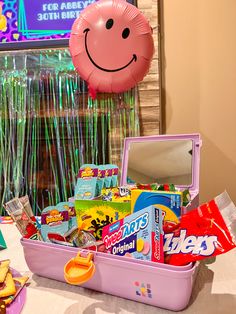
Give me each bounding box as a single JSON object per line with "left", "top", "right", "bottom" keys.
{"left": 0, "top": 224, "right": 236, "bottom": 314}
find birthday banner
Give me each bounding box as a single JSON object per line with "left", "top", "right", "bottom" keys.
{"left": 0, "top": 0, "right": 95, "bottom": 48}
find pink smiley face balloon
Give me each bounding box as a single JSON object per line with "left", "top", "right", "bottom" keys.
{"left": 69, "top": 0, "right": 154, "bottom": 95}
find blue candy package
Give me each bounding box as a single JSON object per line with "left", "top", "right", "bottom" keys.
{"left": 57, "top": 202, "right": 77, "bottom": 230}
{"left": 41, "top": 205, "right": 70, "bottom": 242}
{"left": 75, "top": 164, "right": 98, "bottom": 200}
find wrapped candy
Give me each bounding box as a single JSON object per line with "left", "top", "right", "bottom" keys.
{"left": 4, "top": 198, "right": 41, "bottom": 240}
{"left": 164, "top": 191, "right": 236, "bottom": 266}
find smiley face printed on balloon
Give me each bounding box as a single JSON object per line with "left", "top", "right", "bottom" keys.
{"left": 70, "top": 0, "right": 154, "bottom": 94}
{"left": 83, "top": 24, "right": 137, "bottom": 73}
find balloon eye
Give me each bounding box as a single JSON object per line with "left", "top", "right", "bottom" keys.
{"left": 106, "top": 19, "right": 114, "bottom": 29}
{"left": 122, "top": 28, "right": 130, "bottom": 39}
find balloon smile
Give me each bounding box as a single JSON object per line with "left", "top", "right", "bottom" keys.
{"left": 83, "top": 28, "right": 137, "bottom": 72}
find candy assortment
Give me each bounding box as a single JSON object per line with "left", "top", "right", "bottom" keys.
{"left": 5, "top": 179, "right": 236, "bottom": 267}
{"left": 5, "top": 167, "right": 236, "bottom": 267}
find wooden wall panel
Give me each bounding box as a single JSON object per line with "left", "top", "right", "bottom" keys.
{"left": 137, "top": 0, "right": 161, "bottom": 135}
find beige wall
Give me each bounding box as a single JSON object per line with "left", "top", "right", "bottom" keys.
{"left": 163, "top": 0, "right": 236, "bottom": 203}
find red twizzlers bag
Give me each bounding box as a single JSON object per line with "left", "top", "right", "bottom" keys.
{"left": 164, "top": 191, "right": 236, "bottom": 266}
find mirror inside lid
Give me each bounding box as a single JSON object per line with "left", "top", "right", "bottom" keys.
{"left": 120, "top": 133, "right": 201, "bottom": 192}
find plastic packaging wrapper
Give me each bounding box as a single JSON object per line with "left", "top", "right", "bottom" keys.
{"left": 165, "top": 191, "right": 236, "bottom": 266}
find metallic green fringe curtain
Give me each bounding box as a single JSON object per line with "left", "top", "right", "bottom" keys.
{"left": 0, "top": 49, "right": 140, "bottom": 215}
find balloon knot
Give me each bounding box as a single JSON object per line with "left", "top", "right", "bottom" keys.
{"left": 88, "top": 85, "right": 97, "bottom": 100}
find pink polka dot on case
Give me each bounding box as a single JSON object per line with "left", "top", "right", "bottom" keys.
{"left": 142, "top": 241, "right": 150, "bottom": 255}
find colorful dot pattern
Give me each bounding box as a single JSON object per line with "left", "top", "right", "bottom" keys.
{"left": 134, "top": 282, "right": 152, "bottom": 298}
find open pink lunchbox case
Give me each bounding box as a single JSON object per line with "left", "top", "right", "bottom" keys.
{"left": 21, "top": 133, "right": 202, "bottom": 311}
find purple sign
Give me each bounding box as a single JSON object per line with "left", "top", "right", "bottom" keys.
{"left": 22, "top": 0, "right": 94, "bottom": 31}
{"left": 0, "top": 0, "right": 95, "bottom": 50}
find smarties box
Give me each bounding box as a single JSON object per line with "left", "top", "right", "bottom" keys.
{"left": 102, "top": 206, "right": 164, "bottom": 262}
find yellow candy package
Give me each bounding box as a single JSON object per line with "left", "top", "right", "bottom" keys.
{"left": 75, "top": 200, "right": 131, "bottom": 240}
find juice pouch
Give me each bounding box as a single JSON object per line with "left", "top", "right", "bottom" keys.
{"left": 165, "top": 191, "right": 236, "bottom": 266}
{"left": 96, "top": 166, "right": 105, "bottom": 197}
{"left": 57, "top": 202, "right": 77, "bottom": 230}
{"left": 75, "top": 164, "right": 98, "bottom": 200}
{"left": 41, "top": 205, "right": 69, "bottom": 242}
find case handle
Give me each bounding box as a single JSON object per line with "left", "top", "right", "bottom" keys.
{"left": 64, "top": 251, "right": 95, "bottom": 285}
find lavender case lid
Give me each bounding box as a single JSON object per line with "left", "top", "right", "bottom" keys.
{"left": 120, "top": 133, "right": 201, "bottom": 193}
